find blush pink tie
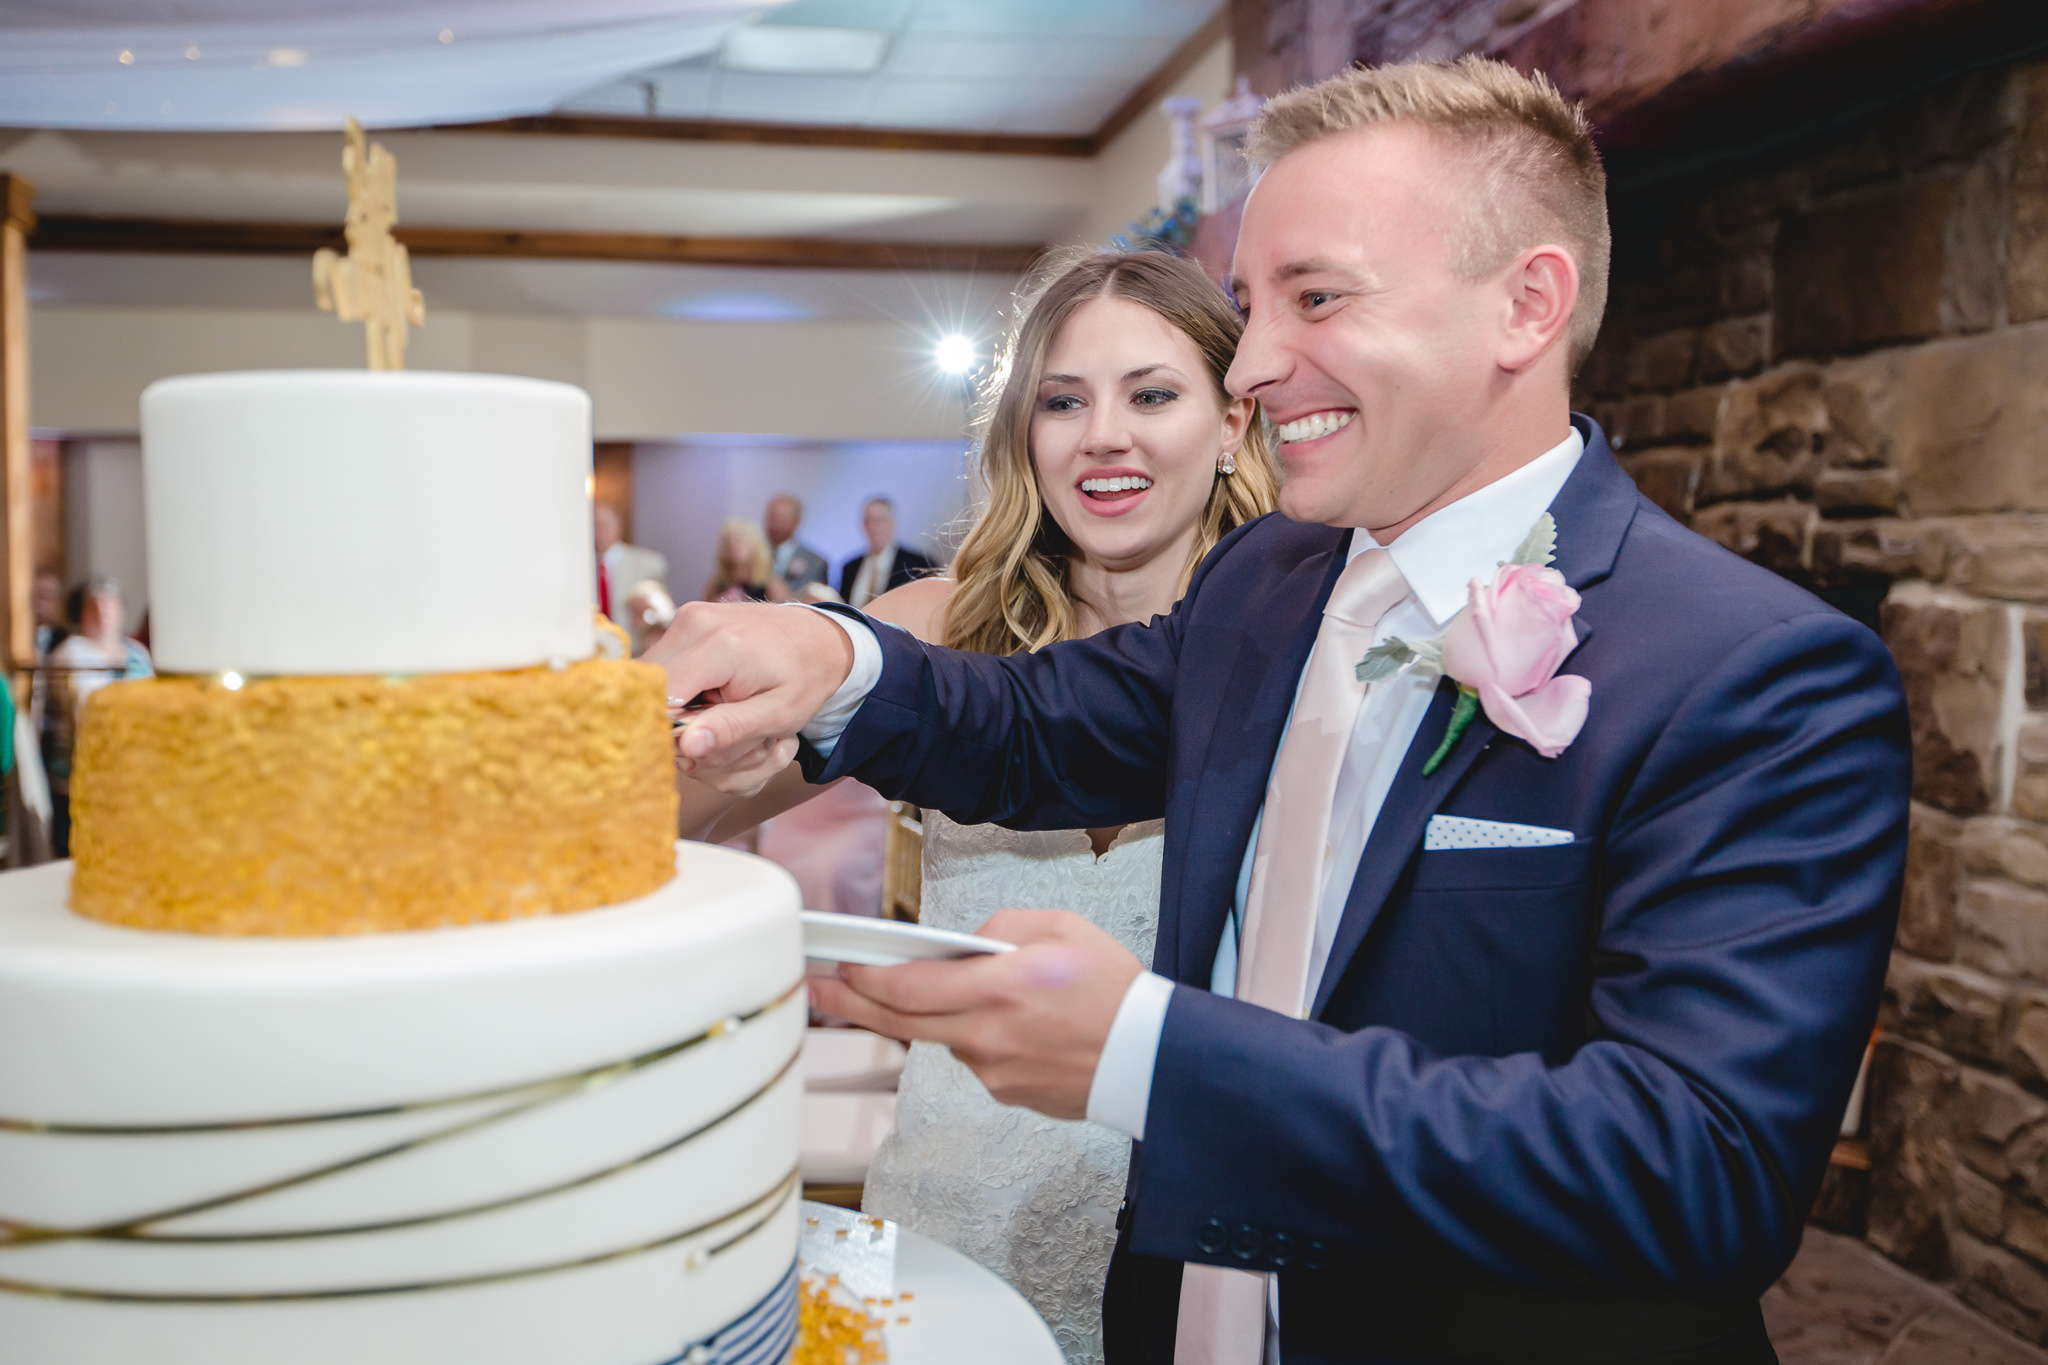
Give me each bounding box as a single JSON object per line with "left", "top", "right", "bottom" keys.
{"left": 1174, "top": 547, "right": 1408, "bottom": 1365}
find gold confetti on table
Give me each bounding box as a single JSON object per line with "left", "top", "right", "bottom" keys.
{"left": 794, "top": 1273, "right": 889, "bottom": 1365}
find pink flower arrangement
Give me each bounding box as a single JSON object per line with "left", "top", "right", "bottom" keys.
{"left": 1355, "top": 513, "right": 1591, "bottom": 774}
{"left": 1438, "top": 563, "right": 1591, "bottom": 760}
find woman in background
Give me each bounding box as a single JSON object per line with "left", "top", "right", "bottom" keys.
{"left": 45, "top": 575, "right": 153, "bottom": 856}
{"left": 657, "top": 248, "right": 1278, "bottom": 1365}
{"left": 701, "top": 518, "right": 788, "bottom": 604}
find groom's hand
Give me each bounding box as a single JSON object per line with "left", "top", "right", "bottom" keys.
{"left": 809, "top": 909, "right": 1143, "bottom": 1120}
{"left": 641, "top": 602, "right": 854, "bottom": 790}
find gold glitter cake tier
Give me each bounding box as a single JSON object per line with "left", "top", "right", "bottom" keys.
{"left": 69, "top": 659, "right": 679, "bottom": 936}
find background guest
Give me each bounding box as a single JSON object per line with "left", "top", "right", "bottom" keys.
{"left": 765, "top": 493, "right": 829, "bottom": 594}
{"left": 27, "top": 567, "right": 67, "bottom": 758}
{"left": 31, "top": 569, "right": 65, "bottom": 661}
{"left": 703, "top": 518, "right": 789, "bottom": 603}
{"left": 838, "top": 496, "right": 936, "bottom": 608}
{"left": 595, "top": 501, "right": 667, "bottom": 630}
{"left": 46, "top": 575, "right": 152, "bottom": 856}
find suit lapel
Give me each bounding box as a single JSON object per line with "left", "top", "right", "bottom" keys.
{"left": 1174, "top": 533, "right": 1349, "bottom": 986}
{"left": 1305, "top": 417, "right": 1638, "bottom": 1016}
{"left": 1309, "top": 676, "right": 1495, "bottom": 1016}
{"left": 1549, "top": 417, "right": 1640, "bottom": 593}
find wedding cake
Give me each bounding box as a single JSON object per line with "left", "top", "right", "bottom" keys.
{"left": 0, "top": 371, "right": 805, "bottom": 1365}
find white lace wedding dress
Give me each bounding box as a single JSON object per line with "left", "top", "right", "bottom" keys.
{"left": 863, "top": 810, "right": 1163, "bottom": 1365}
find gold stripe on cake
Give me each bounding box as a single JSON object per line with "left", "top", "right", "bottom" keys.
{"left": 68, "top": 658, "right": 679, "bottom": 936}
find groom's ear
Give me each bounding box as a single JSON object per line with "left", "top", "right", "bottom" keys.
{"left": 1496, "top": 243, "right": 1579, "bottom": 376}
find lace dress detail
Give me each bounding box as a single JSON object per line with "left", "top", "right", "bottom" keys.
{"left": 863, "top": 811, "right": 1163, "bottom": 1365}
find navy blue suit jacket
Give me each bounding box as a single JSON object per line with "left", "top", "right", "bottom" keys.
{"left": 806, "top": 420, "right": 1910, "bottom": 1363}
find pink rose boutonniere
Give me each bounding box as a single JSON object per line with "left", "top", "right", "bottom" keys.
{"left": 1356, "top": 513, "right": 1591, "bottom": 775}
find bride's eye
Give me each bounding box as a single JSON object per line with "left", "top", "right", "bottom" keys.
{"left": 1041, "top": 394, "right": 1083, "bottom": 412}
{"left": 1132, "top": 388, "right": 1178, "bottom": 408}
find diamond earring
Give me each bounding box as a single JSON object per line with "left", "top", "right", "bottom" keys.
{"left": 1217, "top": 451, "right": 1236, "bottom": 475}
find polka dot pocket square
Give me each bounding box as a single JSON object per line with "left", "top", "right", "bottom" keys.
{"left": 1423, "top": 815, "right": 1576, "bottom": 851}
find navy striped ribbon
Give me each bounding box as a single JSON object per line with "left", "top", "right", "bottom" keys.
{"left": 658, "top": 1258, "right": 799, "bottom": 1365}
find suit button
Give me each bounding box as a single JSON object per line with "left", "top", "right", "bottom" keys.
{"left": 1115, "top": 1200, "right": 1129, "bottom": 1232}
{"left": 1196, "top": 1218, "right": 1228, "bottom": 1254}
{"left": 1266, "top": 1232, "right": 1295, "bottom": 1268}
{"left": 1303, "top": 1239, "right": 1328, "bottom": 1271}
{"left": 1229, "top": 1225, "right": 1262, "bottom": 1261}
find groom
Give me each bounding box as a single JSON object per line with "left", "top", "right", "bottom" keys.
{"left": 655, "top": 58, "right": 1910, "bottom": 1365}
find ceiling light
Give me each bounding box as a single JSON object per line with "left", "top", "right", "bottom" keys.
{"left": 185, "top": 46, "right": 200, "bottom": 60}
{"left": 438, "top": 29, "right": 454, "bottom": 44}
{"left": 117, "top": 49, "right": 134, "bottom": 65}
{"left": 722, "top": 25, "right": 887, "bottom": 76}
{"left": 266, "top": 48, "right": 308, "bottom": 67}
{"left": 667, "top": 292, "right": 810, "bottom": 323}
{"left": 935, "top": 334, "right": 976, "bottom": 375}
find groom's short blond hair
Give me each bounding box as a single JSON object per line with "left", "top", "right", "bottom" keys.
{"left": 1249, "top": 56, "right": 1610, "bottom": 371}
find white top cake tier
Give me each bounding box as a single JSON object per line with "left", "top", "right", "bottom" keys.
{"left": 142, "top": 370, "right": 597, "bottom": 676}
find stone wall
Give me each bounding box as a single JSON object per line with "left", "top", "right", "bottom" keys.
{"left": 1574, "top": 60, "right": 2048, "bottom": 1340}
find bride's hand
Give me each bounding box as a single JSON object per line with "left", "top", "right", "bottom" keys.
{"left": 673, "top": 729, "right": 798, "bottom": 795}
{"left": 808, "top": 909, "right": 1143, "bottom": 1120}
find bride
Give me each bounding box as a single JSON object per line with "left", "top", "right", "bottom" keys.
{"left": 670, "top": 247, "right": 1277, "bottom": 1365}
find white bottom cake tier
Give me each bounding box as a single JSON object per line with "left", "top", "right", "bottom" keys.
{"left": 0, "top": 842, "right": 804, "bottom": 1365}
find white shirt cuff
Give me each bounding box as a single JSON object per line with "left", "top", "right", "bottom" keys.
{"left": 1086, "top": 971, "right": 1175, "bottom": 1141}
{"left": 797, "top": 605, "right": 883, "bottom": 756}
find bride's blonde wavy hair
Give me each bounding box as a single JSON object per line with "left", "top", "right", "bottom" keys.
{"left": 944, "top": 249, "right": 1280, "bottom": 657}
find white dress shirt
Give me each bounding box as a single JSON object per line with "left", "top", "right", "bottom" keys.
{"left": 803, "top": 430, "right": 1585, "bottom": 1142}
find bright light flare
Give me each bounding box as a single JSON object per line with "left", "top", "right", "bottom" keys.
{"left": 934, "top": 333, "right": 977, "bottom": 375}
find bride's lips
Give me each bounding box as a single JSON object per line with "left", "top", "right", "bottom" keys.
{"left": 1074, "top": 466, "right": 1154, "bottom": 518}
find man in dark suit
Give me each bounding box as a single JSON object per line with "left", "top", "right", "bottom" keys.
{"left": 837, "top": 496, "right": 935, "bottom": 608}
{"left": 654, "top": 58, "right": 1909, "bottom": 1365}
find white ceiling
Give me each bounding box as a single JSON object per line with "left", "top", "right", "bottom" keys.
{"left": 562, "top": 0, "right": 1218, "bottom": 134}
{"left": 4, "top": 2, "right": 1224, "bottom": 330}
{"left": 2, "top": 0, "right": 1221, "bottom": 137}
{"left": 0, "top": 1, "right": 787, "bottom": 132}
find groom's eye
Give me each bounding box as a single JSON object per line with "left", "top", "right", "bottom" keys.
{"left": 1301, "top": 290, "right": 1338, "bottom": 311}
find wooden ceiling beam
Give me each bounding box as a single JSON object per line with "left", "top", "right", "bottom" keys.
{"left": 27, "top": 215, "right": 1047, "bottom": 273}
{"left": 439, "top": 115, "right": 1096, "bottom": 159}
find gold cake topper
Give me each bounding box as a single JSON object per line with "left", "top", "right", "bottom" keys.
{"left": 312, "top": 119, "right": 425, "bottom": 371}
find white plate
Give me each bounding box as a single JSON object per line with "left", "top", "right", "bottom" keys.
{"left": 798, "top": 1202, "right": 1062, "bottom": 1365}
{"left": 801, "top": 912, "right": 1016, "bottom": 968}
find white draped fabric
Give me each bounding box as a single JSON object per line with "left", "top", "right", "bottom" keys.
{"left": 0, "top": 0, "right": 787, "bottom": 130}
